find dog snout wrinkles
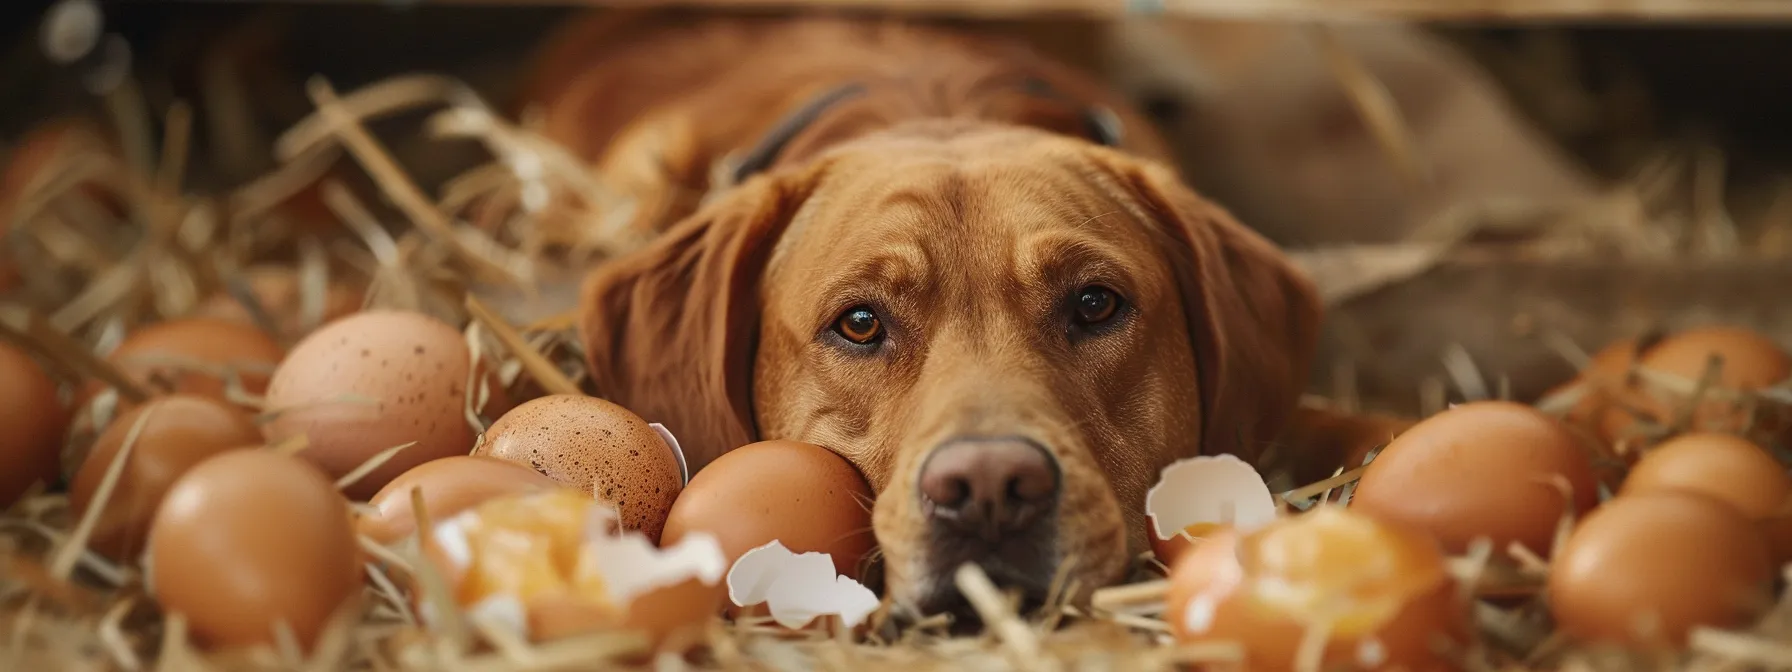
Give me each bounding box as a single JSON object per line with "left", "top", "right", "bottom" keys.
{"left": 918, "top": 438, "right": 1060, "bottom": 539}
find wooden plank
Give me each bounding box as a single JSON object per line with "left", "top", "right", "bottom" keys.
{"left": 1313, "top": 257, "right": 1792, "bottom": 414}
{"left": 317, "top": 0, "right": 1792, "bottom": 22}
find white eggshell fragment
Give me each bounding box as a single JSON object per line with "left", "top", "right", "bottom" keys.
{"left": 727, "top": 540, "right": 880, "bottom": 630}
{"left": 1146, "top": 454, "right": 1278, "bottom": 542}
{"left": 587, "top": 530, "right": 727, "bottom": 606}
{"left": 648, "top": 422, "right": 689, "bottom": 485}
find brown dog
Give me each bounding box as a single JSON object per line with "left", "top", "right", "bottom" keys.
{"left": 523, "top": 11, "right": 1328, "bottom": 619}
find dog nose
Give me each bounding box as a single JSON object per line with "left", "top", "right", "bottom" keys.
{"left": 918, "top": 438, "right": 1059, "bottom": 535}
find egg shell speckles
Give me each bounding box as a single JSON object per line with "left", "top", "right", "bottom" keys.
{"left": 475, "top": 395, "right": 682, "bottom": 544}
{"left": 263, "top": 310, "right": 510, "bottom": 500}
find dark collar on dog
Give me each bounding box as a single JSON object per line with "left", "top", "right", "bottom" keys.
{"left": 729, "top": 83, "right": 872, "bottom": 186}
{"left": 729, "top": 77, "right": 1127, "bottom": 185}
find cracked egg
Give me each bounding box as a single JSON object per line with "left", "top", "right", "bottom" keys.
{"left": 420, "top": 488, "right": 726, "bottom": 650}
{"left": 1164, "top": 506, "right": 1472, "bottom": 672}
{"left": 1145, "top": 454, "right": 1279, "bottom": 565}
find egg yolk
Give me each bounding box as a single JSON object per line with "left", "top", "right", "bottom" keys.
{"left": 450, "top": 489, "right": 616, "bottom": 617}
{"left": 1177, "top": 522, "right": 1228, "bottom": 540}
{"left": 1235, "top": 506, "right": 1447, "bottom": 637}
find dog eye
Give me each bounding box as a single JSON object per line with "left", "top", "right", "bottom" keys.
{"left": 833, "top": 306, "right": 884, "bottom": 345}
{"left": 1073, "top": 286, "right": 1122, "bottom": 325}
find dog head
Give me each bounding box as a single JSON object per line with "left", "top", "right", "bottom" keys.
{"left": 580, "top": 120, "right": 1319, "bottom": 622}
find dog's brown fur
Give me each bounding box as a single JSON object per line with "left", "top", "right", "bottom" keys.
{"left": 526, "top": 11, "right": 1335, "bottom": 612}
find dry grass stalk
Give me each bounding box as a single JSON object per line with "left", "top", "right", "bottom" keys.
{"left": 464, "top": 295, "right": 581, "bottom": 397}
{"left": 0, "top": 305, "right": 149, "bottom": 402}
{"left": 333, "top": 442, "right": 420, "bottom": 493}
{"left": 49, "top": 402, "right": 155, "bottom": 579}
{"left": 304, "top": 77, "right": 528, "bottom": 287}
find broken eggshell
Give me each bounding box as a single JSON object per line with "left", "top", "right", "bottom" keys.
{"left": 648, "top": 422, "right": 689, "bottom": 485}
{"left": 726, "top": 540, "right": 880, "bottom": 630}
{"left": 1145, "top": 454, "right": 1279, "bottom": 565}
{"left": 420, "top": 489, "right": 728, "bottom": 647}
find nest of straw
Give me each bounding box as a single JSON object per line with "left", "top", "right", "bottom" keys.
{"left": 4, "top": 9, "right": 1792, "bottom": 672}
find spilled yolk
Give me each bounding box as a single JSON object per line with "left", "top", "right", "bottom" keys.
{"left": 1235, "top": 506, "right": 1446, "bottom": 637}
{"left": 449, "top": 489, "right": 616, "bottom": 617}
{"left": 1178, "top": 522, "right": 1229, "bottom": 540}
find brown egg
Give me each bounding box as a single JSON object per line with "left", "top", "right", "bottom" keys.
{"left": 1554, "top": 338, "right": 1639, "bottom": 425}
{"left": 514, "top": 575, "right": 723, "bottom": 654}
{"left": 1600, "top": 327, "right": 1792, "bottom": 443}
{"left": 1620, "top": 433, "right": 1790, "bottom": 519}
{"left": 194, "top": 266, "right": 363, "bottom": 339}
{"left": 1165, "top": 508, "right": 1472, "bottom": 671}
{"left": 360, "top": 454, "right": 573, "bottom": 546}
{"left": 1351, "top": 401, "right": 1600, "bottom": 555}
{"left": 149, "top": 450, "right": 362, "bottom": 652}
{"left": 1549, "top": 491, "right": 1774, "bottom": 647}
{"left": 105, "top": 318, "right": 286, "bottom": 402}
{"left": 660, "top": 440, "right": 876, "bottom": 622}
{"left": 0, "top": 342, "right": 69, "bottom": 506}
{"left": 662, "top": 440, "right": 875, "bottom": 579}
{"left": 2, "top": 119, "right": 122, "bottom": 296}
{"left": 1759, "top": 515, "right": 1792, "bottom": 567}
{"left": 475, "top": 395, "right": 681, "bottom": 543}
{"left": 620, "top": 577, "right": 724, "bottom": 653}
{"left": 266, "top": 171, "right": 354, "bottom": 234}
{"left": 262, "top": 310, "right": 510, "bottom": 500}
{"left": 1, "top": 119, "right": 119, "bottom": 216}
{"left": 1643, "top": 327, "right": 1791, "bottom": 389}
{"left": 71, "top": 396, "right": 261, "bottom": 560}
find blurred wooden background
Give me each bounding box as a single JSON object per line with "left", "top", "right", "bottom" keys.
{"left": 5, "top": 1, "right": 1792, "bottom": 414}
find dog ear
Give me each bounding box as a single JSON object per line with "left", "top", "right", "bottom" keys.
{"left": 579, "top": 162, "right": 826, "bottom": 470}
{"left": 1105, "top": 155, "right": 1323, "bottom": 465}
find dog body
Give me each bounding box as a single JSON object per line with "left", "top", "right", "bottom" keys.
{"left": 526, "top": 12, "right": 1323, "bottom": 618}
{"left": 521, "top": 12, "right": 1171, "bottom": 241}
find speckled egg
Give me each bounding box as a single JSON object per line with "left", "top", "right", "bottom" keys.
{"left": 263, "top": 310, "right": 510, "bottom": 500}
{"left": 0, "top": 342, "right": 68, "bottom": 506}
{"left": 474, "top": 395, "right": 681, "bottom": 543}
